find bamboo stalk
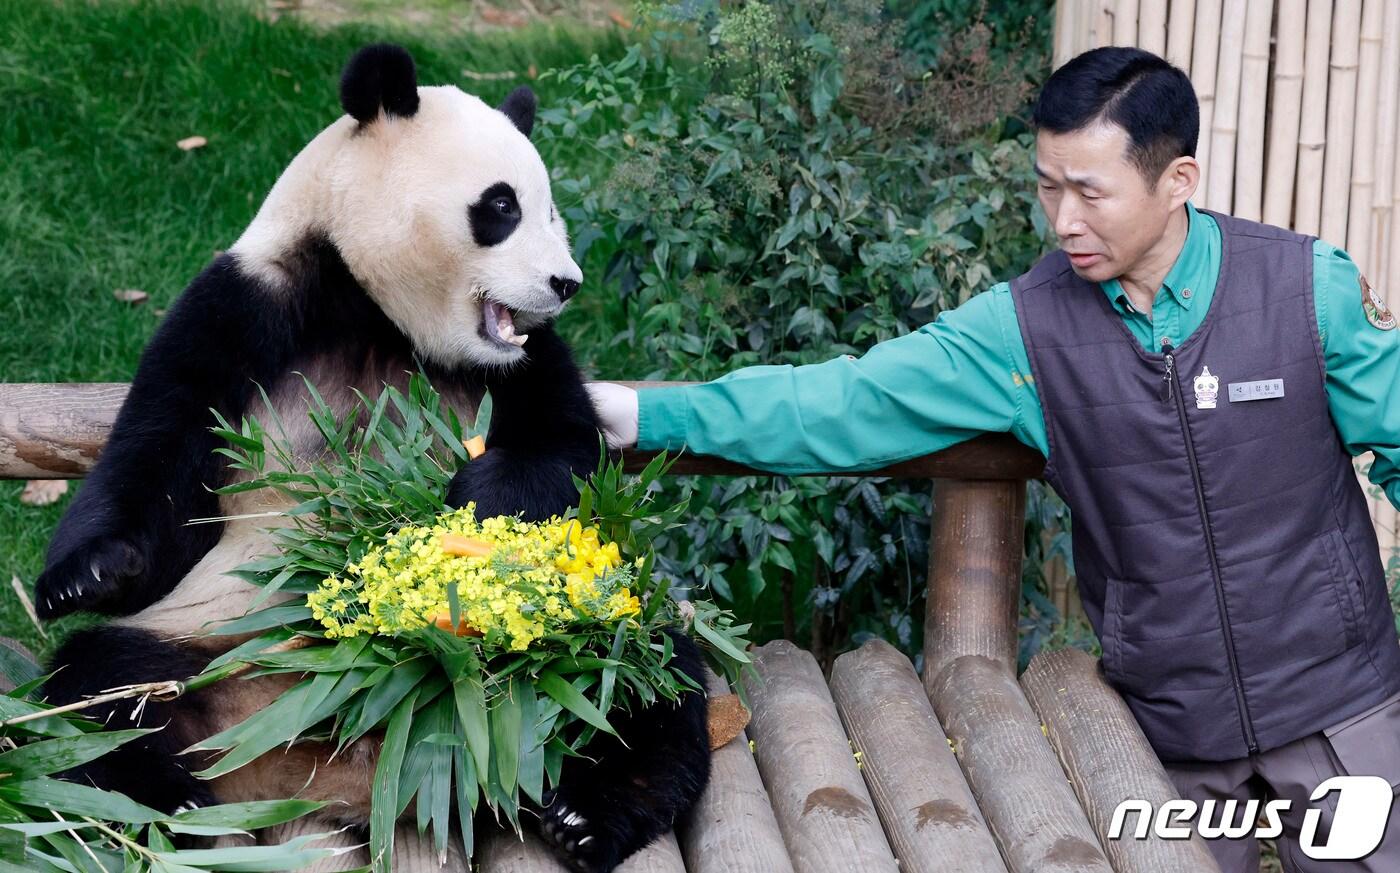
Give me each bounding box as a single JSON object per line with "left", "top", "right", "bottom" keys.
{"left": 1321, "top": 1, "right": 1364, "bottom": 247}
{"left": 1190, "top": 0, "right": 1225, "bottom": 205}
{"left": 1139, "top": 0, "right": 1168, "bottom": 55}
{"left": 1207, "top": 0, "right": 1249, "bottom": 212}
{"left": 1078, "top": 0, "right": 1102, "bottom": 56}
{"left": 1263, "top": 0, "right": 1308, "bottom": 226}
{"left": 1346, "top": 0, "right": 1385, "bottom": 266}
{"left": 1231, "top": 0, "right": 1274, "bottom": 220}
{"left": 1054, "top": 0, "right": 1077, "bottom": 69}
{"left": 1096, "top": 0, "right": 1117, "bottom": 48}
{"left": 1166, "top": 0, "right": 1197, "bottom": 73}
{"left": 1115, "top": 0, "right": 1139, "bottom": 45}
{"left": 1295, "top": 0, "right": 1336, "bottom": 234}
{"left": 1366, "top": 0, "right": 1400, "bottom": 290}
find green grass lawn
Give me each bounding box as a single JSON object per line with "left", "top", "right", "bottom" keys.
{"left": 0, "top": 0, "right": 632, "bottom": 659}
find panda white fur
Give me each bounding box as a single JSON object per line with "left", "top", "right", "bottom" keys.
{"left": 36, "top": 44, "right": 709, "bottom": 873}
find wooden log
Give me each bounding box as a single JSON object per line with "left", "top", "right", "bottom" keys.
{"left": 679, "top": 671, "right": 795, "bottom": 873}
{"left": 1295, "top": 0, "right": 1335, "bottom": 235}
{"left": 1020, "top": 648, "right": 1224, "bottom": 873}
{"left": 1321, "top": 0, "right": 1364, "bottom": 247}
{"left": 478, "top": 828, "right": 567, "bottom": 872}
{"left": 1369, "top": 0, "right": 1400, "bottom": 291}
{"left": 0, "top": 383, "right": 1046, "bottom": 483}
{"left": 1346, "top": 0, "right": 1385, "bottom": 267}
{"left": 1138, "top": 0, "right": 1167, "bottom": 55}
{"left": 1230, "top": 0, "right": 1273, "bottom": 221}
{"left": 1206, "top": 0, "right": 1248, "bottom": 212}
{"left": 1262, "top": 0, "right": 1308, "bottom": 227}
{"left": 829, "top": 640, "right": 1007, "bottom": 873}
{"left": 926, "top": 654, "right": 1114, "bottom": 873}
{"left": 1054, "top": 0, "right": 1079, "bottom": 69}
{"left": 1165, "top": 0, "right": 1196, "bottom": 73}
{"left": 1114, "top": 0, "right": 1139, "bottom": 45}
{"left": 742, "top": 640, "right": 898, "bottom": 873}
{"left": 619, "top": 834, "right": 687, "bottom": 873}
{"left": 1189, "top": 0, "right": 1224, "bottom": 206}
{"left": 923, "top": 479, "right": 1026, "bottom": 686}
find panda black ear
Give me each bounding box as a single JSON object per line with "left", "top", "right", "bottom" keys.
{"left": 340, "top": 44, "right": 419, "bottom": 123}
{"left": 498, "top": 86, "right": 536, "bottom": 138}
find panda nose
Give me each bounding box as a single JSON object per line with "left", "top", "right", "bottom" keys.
{"left": 550, "top": 276, "right": 580, "bottom": 301}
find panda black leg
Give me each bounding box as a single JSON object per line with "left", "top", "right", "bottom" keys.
{"left": 42, "top": 626, "right": 217, "bottom": 813}
{"left": 533, "top": 630, "right": 711, "bottom": 873}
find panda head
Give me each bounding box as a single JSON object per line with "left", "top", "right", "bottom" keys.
{"left": 246, "top": 44, "right": 582, "bottom": 369}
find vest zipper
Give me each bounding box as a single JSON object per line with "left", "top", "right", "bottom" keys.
{"left": 1161, "top": 341, "right": 1260, "bottom": 755}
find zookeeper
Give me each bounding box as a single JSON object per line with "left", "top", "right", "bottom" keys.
{"left": 586, "top": 46, "right": 1400, "bottom": 872}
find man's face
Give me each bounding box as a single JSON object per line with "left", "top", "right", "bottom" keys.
{"left": 1034, "top": 122, "right": 1180, "bottom": 283}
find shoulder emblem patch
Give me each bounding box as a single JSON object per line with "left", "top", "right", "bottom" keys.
{"left": 1361, "top": 274, "right": 1396, "bottom": 331}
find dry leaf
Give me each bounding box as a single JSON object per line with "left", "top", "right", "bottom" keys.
{"left": 480, "top": 6, "right": 527, "bottom": 26}
{"left": 113, "top": 289, "right": 149, "bottom": 305}
{"left": 527, "top": 64, "right": 538, "bottom": 79}
{"left": 19, "top": 480, "right": 68, "bottom": 506}
{"left": 177, "top": 135, "right": 208, "bottom": 151}
{"left": 10, "top": 576, "right": 47, "bottom": 640}
{"left": 707, "top": 694, "right": 751, "bottom": 750}
{"left": 609, "top": 11, "right": 634, "bottom": 28}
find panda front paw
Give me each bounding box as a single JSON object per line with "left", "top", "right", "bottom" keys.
{"left": 34, "top": 538, "right": 145, "bottom": 619}
{"left": 537, "top": 787, "right": 619, "bottom": 873}
{"left": 445, "top": 449, "right": 579, "bottom": 523}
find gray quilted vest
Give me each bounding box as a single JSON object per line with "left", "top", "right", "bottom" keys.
{"left": 1011, "top": 210, "right": 1400, "bottom": 762}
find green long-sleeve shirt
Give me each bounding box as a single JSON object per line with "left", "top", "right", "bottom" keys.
{"left": 637, "top": 203, "right": 1400, "bottom": 511}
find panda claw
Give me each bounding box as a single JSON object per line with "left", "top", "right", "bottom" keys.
{"left": 578, "top": 835, "right": 592, "bottom": 846}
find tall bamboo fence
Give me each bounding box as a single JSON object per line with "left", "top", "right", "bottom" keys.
{"left": 1053, "top": 0, "right": 1400, "bottom": 567}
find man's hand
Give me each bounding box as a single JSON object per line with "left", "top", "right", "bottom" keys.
{"left": 585, "top": 382, "right": 639, "bottom": 449}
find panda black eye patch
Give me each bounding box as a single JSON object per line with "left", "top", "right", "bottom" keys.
{"left": 469, "top": 182, "right": 522, "bottom": 247}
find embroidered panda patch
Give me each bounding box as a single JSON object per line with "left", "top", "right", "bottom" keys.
{"left": 1361, "top": 274, "right": 1396, "bottom": 331}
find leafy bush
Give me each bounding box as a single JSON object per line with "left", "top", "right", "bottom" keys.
{"left": 541, "top": 0, "right": 1062, "bottom": 669}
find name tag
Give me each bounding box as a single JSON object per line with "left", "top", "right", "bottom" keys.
{"left": 1228, "top": 379, "right": 1285, "bottom": 402}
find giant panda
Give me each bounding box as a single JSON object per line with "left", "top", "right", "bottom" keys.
{"left": 34, "top": 43, "right": 710, "bottom": 873}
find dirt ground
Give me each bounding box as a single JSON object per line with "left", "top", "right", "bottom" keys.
{"left": 263, "top": 0, "right": 625, "bottom": 33}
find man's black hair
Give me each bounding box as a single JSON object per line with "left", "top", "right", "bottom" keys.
{"left": 1032, "top": 47, "right": 1199, "bottom": 188}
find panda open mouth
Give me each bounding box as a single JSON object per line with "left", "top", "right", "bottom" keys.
{"left": 480, "top": 298, "right": 529, "bottom": 349}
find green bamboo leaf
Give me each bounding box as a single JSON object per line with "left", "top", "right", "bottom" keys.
{"left": 451, "top": 678, "right": 490, "bottom": 788}
{"left": 0, "top": 777, "right": 162, "bottom": 823}
{"left": 370, "top": 690, "right": 418, "bottom": 873}
{"left": 204, "top": 605, "right": 313, "bottom": 637}
{"left": 490, "top": 680, "right": 522, "bottom": 796}
{"left": 691, "top": 616, "right": 752, "bottom": 664}
{"left": 341, "top": 657, "right": 432, "bottom": 747}
{"left": 0, "top": 728, "right": 151, "bottom": 781}
{"left": 0, "top": 696, "right": 87, "bottom": 738}
{"left": 536, "top": 670, "right": 615, "bottom": 736}
{"left": 169, "top": 799, "right": 327, "bottom": 831}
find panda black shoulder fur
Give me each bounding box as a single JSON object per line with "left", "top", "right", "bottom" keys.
{"left": 35, "top": 44, "right": 709, "bottom": 873}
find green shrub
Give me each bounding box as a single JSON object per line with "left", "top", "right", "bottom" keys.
{"left": 541, "top": 0, "right": 1064, "bottom": 669}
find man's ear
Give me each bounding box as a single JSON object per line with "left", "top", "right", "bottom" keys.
{"left": 340, "top": 43, "right": 419, "bottom": 123}
{"left": 1162, "top": 155, "right": 1200, "bottom": 209}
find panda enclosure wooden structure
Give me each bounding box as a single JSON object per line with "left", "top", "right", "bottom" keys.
{"left": 0, "top": 380, "right": 1224, "bottom": 873}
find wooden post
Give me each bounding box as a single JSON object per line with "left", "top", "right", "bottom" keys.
{"left": 1346, "top": 0, "right": 1385, "bottom": 267}
{"left": 1165, "top": 0, "right": 1196, "bottom": 73}
{"left": 1115, "top": 0, "right": 1140, "bottom": 45}
{"left": 1020, "top": 648, "right": 1224, "bottom": 873}
{"left": 679, "top": 671, "right": 794, "bottom": 873}
{"left": 926, "top": 655, "right": 1114, "bottom": 873}
{"left": 923, "top": 479, "right": 1027, "bottom": 686}
{"left": 743, "top": 641, "right": 899, "bottom": 873}
{"left": 1370, "top": 0, "right": 1400, "bottom": 293}
{"left": 1138, "top": 0, "right": 1168, "bottom": 55}
{"left": 830, "top": 640, "right": 1007, "bottom": 873}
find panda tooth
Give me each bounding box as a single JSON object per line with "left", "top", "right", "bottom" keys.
{"left": 509, "top": 333, "right": 528, "bottom": 347}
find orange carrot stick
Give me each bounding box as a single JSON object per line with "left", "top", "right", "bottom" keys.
{"left": 441, "top": 533, "right": 492, "bottom": 557}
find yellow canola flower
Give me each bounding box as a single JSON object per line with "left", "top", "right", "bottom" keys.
{"left": 307, "top": 504, "right": 637, "bottom": 650}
